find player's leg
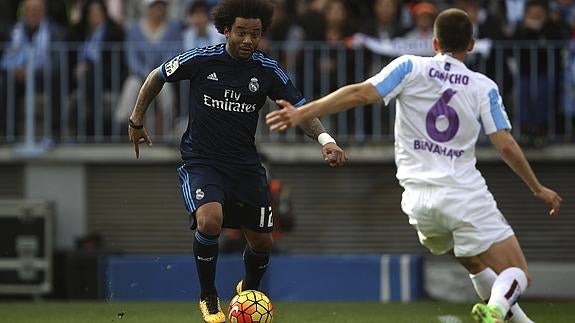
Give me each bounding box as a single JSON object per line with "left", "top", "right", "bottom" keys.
{"left": 445, "top": 186, "right": 530, "bottom": 322}
{"left": 456, "top": 253, "right": 533, "bottom": 323}
{"left": 194, "top": 202, "right": 226, "bottom": 323}
{"left": 241, "top": 228, "right": 273, "bottom": 291}
{"left": 233, "top": 202, "right": 273, "bottom": 292}
{"left": 177, "top": 164, "right": 226, "bottom": 323}
{"left": 473, "top": 235, "right": 530, "bottom": 321}
{"left": 231, "top": 169, "right": 274, "bottom": 293}
{"left": 470, "top": 267, "right": 533, "bottom": 323}
{"left": 194, "top": 202, "right": 224, "bottom": 297}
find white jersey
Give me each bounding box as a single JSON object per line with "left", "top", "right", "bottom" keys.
{"left": 367, "top": 54, "right": 511, "bottom": 188}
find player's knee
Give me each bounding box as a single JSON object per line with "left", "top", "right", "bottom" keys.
{"left": 195, "top": 213, "right": 223, "bottom": 235}
{"left": 505, "top": 267, "right": 531, "bottom": 290}
{"left": 195, "top": 203, "right": 223, "bottom": 234}
{"left": 510, "top": 266, "right": 531, "bottom": 288}
{"left": 247, "top": 234, "right": 273, "bottom": 253}
{"left": 196, "top": 219, "right": 222, "bottom": 235}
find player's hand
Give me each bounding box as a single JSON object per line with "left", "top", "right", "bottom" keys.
{"left": 322, "top": 143, "right": 348, "bottom": 167}
{"left": 266, "top": 99, "right": 302, "bottom": 131}
{"left": 128, "top": 121, "right": 152, "bottom": 159}
{"left": 534, "top": 186, "right": 562, "bottom": 217}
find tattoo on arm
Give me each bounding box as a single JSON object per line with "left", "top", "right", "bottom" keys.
{"left": 298, "top": 117, "right": 327, "bottom": 140}
{"left": 131, "top": 69, "right": 165, "bottom": 121}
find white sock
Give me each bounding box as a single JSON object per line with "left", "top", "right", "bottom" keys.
{"left": 488, "top": 267, "right": 528, "bottom": 319}
{"left": 469, "top": 267, "right": 534, "bottom": 323}
{"left": 469, "top": 267, "right": 495, "bottom": 300}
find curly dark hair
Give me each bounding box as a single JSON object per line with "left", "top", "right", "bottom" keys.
{"left": 212, "top": 0, "right": 274, "bottom": 34}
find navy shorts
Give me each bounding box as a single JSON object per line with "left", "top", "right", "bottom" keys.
{"left": 177, "top": 163, "right": 273, "bottom": 233}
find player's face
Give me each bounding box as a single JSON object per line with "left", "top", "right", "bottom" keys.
{"left": 225, "top": 17, "right": 262, "bottom": 60}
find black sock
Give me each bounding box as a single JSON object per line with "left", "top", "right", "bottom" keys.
{"left": 194, "top": 230, "right": 219, "bottom": 298}
{"left": 243, "top": 246, "right": 270, "bottom": 291}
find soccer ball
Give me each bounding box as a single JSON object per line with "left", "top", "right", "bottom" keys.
{"left": 228, "top": 290, "right": 274, "bottom": 323}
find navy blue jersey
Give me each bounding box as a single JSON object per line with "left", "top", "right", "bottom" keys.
{"left": 159, "top": 44, "right": 305, "bottom": 170}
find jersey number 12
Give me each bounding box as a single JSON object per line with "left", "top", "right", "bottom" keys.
{"left": 259, "top": 206, "right": 273, "bottom": 228}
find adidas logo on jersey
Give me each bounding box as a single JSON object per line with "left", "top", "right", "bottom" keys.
{"left": 207, "top": 73, "right": 218, "bottom": 81}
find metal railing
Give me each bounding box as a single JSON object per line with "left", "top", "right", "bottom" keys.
{"left": 1, "top": 40, "right": 574, "bottom": 149}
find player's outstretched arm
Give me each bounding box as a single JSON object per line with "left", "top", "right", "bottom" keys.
{"left": 266, "top": 81, "right": 380, "bottom": 131}
{"left": 320, "top": 142, "right": 349, "bottom": 167}
{"left": 128, "top": 68, "right": 165, "bottom": 159}
{"left": 489, "top": 130, "right": 562, "bottom": 216}
{"left": 296, "top": 117, "right": 348, "bottom": 167}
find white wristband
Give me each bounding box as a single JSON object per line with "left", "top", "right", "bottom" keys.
{"left": 317, "top": 132, "right": 336, "bottom": 146}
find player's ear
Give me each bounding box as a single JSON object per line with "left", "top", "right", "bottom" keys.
{"left": 467, "top": 38, "right": 475, "bottom": 52}
{"left": 432, "top": 37, "right": 440, "bottom": 53}
{"left": 224, "top": 26, "right": 231, "bottom": 39}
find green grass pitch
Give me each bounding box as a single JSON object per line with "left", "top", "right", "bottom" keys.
{"left": 0, "top": 300, "right": 574, "bottom": 322}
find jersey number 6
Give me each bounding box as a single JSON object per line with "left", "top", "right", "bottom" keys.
{"left": 426, "top": 89, "right": 459, "bottom": 143}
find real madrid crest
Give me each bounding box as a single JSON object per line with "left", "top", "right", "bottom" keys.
{"left": 195, "top": 188, "right": 204, "bottom": 200}
{"left": 248, "top": 77, "right": 259, "bottom": 92}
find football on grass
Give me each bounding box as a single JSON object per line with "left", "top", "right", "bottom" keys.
{"left": 228, "top": 290, "right": 274, "bottom": 323}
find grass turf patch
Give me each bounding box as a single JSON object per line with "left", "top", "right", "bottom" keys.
{"left": 0, "top": 300, "right": 573, "bottom": 322}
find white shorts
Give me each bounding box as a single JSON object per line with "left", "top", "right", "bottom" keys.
{"left": 401, "top": 183, "right": 514, "bottom": 257}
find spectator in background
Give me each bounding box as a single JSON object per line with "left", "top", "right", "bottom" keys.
{"left": 513, "top": 0, "right": 569, "bottom": 146}
{"left": 318, "top": 0, "right": 361, "bottom": 134}
{"left": 258, "top": 0, "right": 303, "bottom": 85}
{"left": 67, "top": 0, "right": 125, "bottom": 137}
{"left": 0, "top": 0, "right": 64, "bottom": 137}
{"left": 322, "top": 0, "right": 356, "bottom": 45}
{"left": 404, "top": 2, "right": 437, "bottom": 40}
{"left": 348, "top": 1, "right": 435, "bottom": 59}
{"left": 261, "top": 0, "right": 303, "bottom": 46}
{"left": 0, "top": 0, "right": 21, "bottom": 49}
{"left": 68, "top": 0, "right": 124, "bottom": 26}
{"left": 455, "top": 0, "right": 514, "bottom": 103}
{"left": 551, "top": 0, "right": 575, "bottom": 132}
{"left": 183, "top": 0, "right": 224, "bottom": 50}
{"left": 294, "top": 0, "right": 358, "bottom": 97}
{"left": 496, "top": 0, "right": 528, "bottom": 37}
{"left": 308, "top": 0, "right": 357, "bottom": 93}
{"left": 356, "top": 0, "right": 409, "bottom": 72}
{"left": 0, "top": 0, "right": 69, "bottom": 29}
{"left": 115, "top": 0, "right": 181, "bottom": 134}
{"left": 550, "top": 0, "right": 575, "bottom": 35}
{"left": 46, "top": 0, "right": 70, "bottom": 28}
{"left": 360, "top": 0, "right": 408, "bottom": 43}
{"left": 123, "top": 0, "right": 191, "bottom": 24}
{"left": 297, "top": 0, "right": 329, "bottom": 41}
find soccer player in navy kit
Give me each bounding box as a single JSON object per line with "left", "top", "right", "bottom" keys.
{"left": 127, "top": 0, "right": 347, "bottom": 322}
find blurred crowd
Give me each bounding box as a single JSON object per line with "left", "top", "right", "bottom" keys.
{"left": 0, "top": 0, "right": 574, "bottom": 145}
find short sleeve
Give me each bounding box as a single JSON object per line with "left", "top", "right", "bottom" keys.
{"left": 269, "top": 78, "right": 306, "bottom": 108}
{"left": 367, "top": 55, "right": 415, "bottom": 105}
{"left": 159, "top": 48, "right": 204, "bottom": 83}
{"left": 479, "top": 86, "right": 512, "bottom": 135}
{"left": 262, "top": 58, "right": 306, "bottom": 107}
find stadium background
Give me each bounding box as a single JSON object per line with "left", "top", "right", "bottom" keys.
{"left": 0, "top": 0, "right": 574, "bottom": 315}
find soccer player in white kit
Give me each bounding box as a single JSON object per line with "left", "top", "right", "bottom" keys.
{"left": 265, "top": 8, "right": 562, "bottom": 323}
